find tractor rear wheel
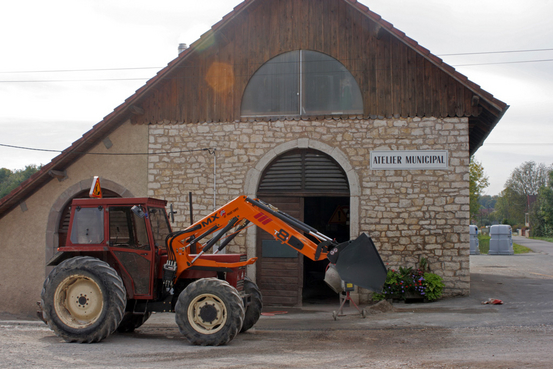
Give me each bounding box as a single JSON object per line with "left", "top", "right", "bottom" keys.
{"left": 40, "top": 256, "right": 126, "bottom": 343}
{"left": 240, "top": 277, "right": 262, "bottom": 333}
{"left": 175, "top": 278, "right": 244, "bottom": 346}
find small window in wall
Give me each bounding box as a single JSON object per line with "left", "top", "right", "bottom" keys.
{"left": 241, "top": 50, "right": 363, "bottom": 117}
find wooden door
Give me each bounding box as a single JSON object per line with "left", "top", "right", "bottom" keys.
{"left": 255, "top": 148, "right": 350, "bottom": 306}
{"left": 256, "top": 196, "right": 303, "bottom": 306}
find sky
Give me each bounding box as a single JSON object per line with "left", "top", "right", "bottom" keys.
{"left": 1, "top": 0, "right": 552, "bottom": 196}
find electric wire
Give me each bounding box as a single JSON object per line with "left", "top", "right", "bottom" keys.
{"left": 1, "top": 56, "right": 551, "bottom": 83}
{"left": 1, "top": 47, "right": 553, "bottom": 75}
{"left": 1, "top": 46, "right": 553, "bottom": 83}
{"left": 1, "top": 142, "right": 552, "bottom": 157}
{"left": 0, "top": 143, "right": 217, "bottom": 156}
{"left": 0, "top": 67, "right": 161, "bottom": 74}
{"left": 438, "top": 47, "right": 553, "bottom": 56}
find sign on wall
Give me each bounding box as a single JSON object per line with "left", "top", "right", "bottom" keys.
{"left": 370, "top": 150, "right": 449, "bottom": 170}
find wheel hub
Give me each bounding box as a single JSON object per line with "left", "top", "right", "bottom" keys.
{"left": 77, "top": 295, "right": 89, "bottom": 307}
{"left": 199, "top": 303, "right": 218, "bottom": 323}
{"left": 188, "top": 294, "right": 227, "bottom": 334}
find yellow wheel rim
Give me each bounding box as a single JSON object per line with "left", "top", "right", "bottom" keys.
{"left": 54, "top": 275, "right": 104, "bottom": 329}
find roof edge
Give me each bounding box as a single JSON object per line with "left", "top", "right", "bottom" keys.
{"left": 344, "top": 0, "right": 508, "bottom": 113}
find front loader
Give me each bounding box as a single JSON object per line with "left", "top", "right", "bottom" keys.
{"left": 40, "top": 194, "right": 386, "bottom": 346}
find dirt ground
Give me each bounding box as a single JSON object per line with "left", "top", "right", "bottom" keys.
{"left": 1, "top": 316, "right": 552, "bottom": 368}
{"left": 1, "top": 236, "right": 552, "bottom": 368}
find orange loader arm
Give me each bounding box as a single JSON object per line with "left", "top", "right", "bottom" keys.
{"left": 162, "top": 196, "right": 386, "bottom": 293}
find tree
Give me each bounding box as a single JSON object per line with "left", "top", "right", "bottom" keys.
{"left": 0, "top": 165, "right": 41, "bottom": 199}
{"left": 531, "top": 171, "right": 553, "bottom": 237}
{"left": 500, "top": 161, "right": 552, "bottom": 231}
{"left": 479, "top": 194, "right": 497, "bottom": 210}
{"left": 469, "top": 158, "right": 489, "bottom": 223}
{"left": 506, "top": 161, "right": 551, "bottom": 198}
{"left": 494, "top": 187, "right": 526, "bottom": 226}
{"left": 477, "top": 194, "right": 498, "bottom": 226}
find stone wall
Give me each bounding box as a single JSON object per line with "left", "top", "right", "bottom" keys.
{"left": 148, "top": 117, "right": 470, "bottom": 297}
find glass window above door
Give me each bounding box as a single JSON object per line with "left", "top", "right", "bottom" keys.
{"left": 241, "top": 50, "right": 363, "bottom": 117}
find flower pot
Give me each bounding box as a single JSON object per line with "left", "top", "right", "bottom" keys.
{"left": 404, "top": 291, "right": 427, "bottom": 303}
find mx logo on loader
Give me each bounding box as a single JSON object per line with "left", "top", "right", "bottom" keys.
{"left": 201, "top": 214, "right": 219, "bottom": 228}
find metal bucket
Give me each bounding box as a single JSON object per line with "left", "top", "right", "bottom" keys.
{"left": 324, "top": 264, "right": 343, "bottom": 293}
{"left": 326, "top": 233, "right": 387, "bottom": 292}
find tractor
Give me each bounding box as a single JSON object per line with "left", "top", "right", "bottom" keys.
{"left": 40, "top": 182, "right": 386, "bottom": 346}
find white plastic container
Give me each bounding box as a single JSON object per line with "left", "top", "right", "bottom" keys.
{"left": 489, "top": 224, "right": 513, "bottom": 255}
{"left": 469, "top": 225, "right": 480, "bottom": 255}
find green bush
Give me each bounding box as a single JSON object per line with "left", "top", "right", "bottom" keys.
{"left": 373, "top": 265, "right": 444, "bottom": 302}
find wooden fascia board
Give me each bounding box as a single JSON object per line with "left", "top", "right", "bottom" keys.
{"left": 470, "top": 104, "right": 510, "bottom": 156}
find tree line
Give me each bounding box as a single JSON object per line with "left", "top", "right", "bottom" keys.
{"left": 471, "top": 160, "right": 553, "bottom": 237}
{"left": 0, "top": 165, "right": 41, "bottom": 199}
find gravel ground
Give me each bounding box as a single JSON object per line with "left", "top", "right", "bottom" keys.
{"left": 1, "top": 236, "right": 552, "bottom": 368}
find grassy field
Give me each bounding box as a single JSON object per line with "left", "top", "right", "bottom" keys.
{"left": 477, "top": 234, "right": 532, "bottom": 254}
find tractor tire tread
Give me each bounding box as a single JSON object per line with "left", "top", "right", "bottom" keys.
{"left": 175, "top": 278, "right": 245, "bottom": 346}
{"left": 40, "top": 256, "right": 126, "bottom": 343}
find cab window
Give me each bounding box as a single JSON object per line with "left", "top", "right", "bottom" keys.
{"left": 108, "top": 206, "right": 149, "bottom": 249}
{"left": 148, "top": 207, "right": 171, "bottom": 250}
{"left": 70, "top": 207, "right": 104, "bottom": 244}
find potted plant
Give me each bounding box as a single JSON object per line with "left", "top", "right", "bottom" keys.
{"left": 373, "top": 258, "right": 445, "bottom": 302}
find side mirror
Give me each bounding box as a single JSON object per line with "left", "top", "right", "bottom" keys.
{"left": 169, "top": 204, "right": 177, "bottom": 223}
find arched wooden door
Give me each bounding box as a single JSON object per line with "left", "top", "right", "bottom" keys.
{"left": 256, "top": 149, "right": 350, "bottom": 306}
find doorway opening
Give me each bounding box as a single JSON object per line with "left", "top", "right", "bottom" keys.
{"left": 302, "top": 196, "right": 350, "bottom": 304}
{"left": 256, "top": 148, "right": 351, "bottom": 306}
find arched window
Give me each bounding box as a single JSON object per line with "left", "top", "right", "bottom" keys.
{"left": 241, "top": 50, "right": 363, "bottom": 117}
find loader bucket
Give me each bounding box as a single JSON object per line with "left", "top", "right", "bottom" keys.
{"left": 329, "top": 233, "right": 387, "bottom": 292}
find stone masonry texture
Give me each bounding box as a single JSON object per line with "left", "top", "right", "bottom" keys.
{"left": 148, "top": 117, "right": 470, "bottom": 298}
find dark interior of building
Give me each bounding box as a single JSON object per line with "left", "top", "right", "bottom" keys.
{"left": 302, "top": 196, "right": 350, "bottom": 304}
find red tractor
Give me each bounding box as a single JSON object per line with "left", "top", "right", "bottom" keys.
{"left": 40, "top": 192, "right": 386, "bottom": 346}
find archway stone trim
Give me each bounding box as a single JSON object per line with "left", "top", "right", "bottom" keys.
{"left": 245, "top": 139, "right": 360, "bottom": 196}
{"left": 244, "top": 139, "right": 361, "bottom": 281}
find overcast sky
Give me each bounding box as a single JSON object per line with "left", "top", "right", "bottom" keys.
{"left": 1, "top": 0, "right": 552, "bottom": 196}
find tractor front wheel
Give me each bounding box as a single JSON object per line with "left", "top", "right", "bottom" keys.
{"left": 40, "top": 256, "right": 126, "bottom": 343}
{"left": 175, "top": 278, "right": 244, "bottom": 346}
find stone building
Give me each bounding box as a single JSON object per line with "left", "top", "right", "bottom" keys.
{"left": 0, "top": 0, "right": 508, "bottom": 315}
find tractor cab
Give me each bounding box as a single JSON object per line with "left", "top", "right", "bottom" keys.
{"left": 54, "top": 197, "right": 172, "bottom": 300}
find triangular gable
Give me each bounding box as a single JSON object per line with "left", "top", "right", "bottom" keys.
{"left": 0, "top": 0, "right": 507, "bottom": 218}
{"left": 130, "top": 0, "right": 507, "bottom": 145}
